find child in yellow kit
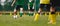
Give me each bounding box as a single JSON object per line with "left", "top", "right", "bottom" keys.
{"left": 48, "top": 7, "right": 56, "bottom": 24}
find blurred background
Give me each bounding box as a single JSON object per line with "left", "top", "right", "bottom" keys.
{"left": 0, "top": 0, "right": 60, "bottom": 26}
{"left": 0, "top": 0, "right": 60, "bottom": 11}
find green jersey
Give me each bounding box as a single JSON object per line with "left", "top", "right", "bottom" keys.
{"left": 15, "top": 0, "right": 24, "bottom": 5}
{"left": 29, "top": 0, "right": 34, "bottom": 7}
{"left": 29, "top": 2, "right": 33, "bottom": 7}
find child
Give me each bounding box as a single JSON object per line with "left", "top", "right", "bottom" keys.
{"left": 28, "top": 0, "right": 34, "bottom": 16}
{"left": 48, "top": 7, "right": 56, "bottom": 24}
{"left": 20, "top": 8, "right": 23, "bottom": 17}
{"left": 13, "top": 9, "right": 17, "bottom": 19}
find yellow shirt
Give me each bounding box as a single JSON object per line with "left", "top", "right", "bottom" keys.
{"left": 40, "top": 0, "right": 50, "bottom": 4}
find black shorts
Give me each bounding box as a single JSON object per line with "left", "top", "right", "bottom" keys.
{"left": 30, "top": 6, "right": 34, "bottom": 11}
{"left": 40, "top": 4, "right": 50, "bottom": 11}
{"left": 38, "top": 13, "right": 40, "bottom": 14}
{"left": 51, "top": 12, "right": 56, "bottom": 14}
{"left": 16, "top": 5, "right": 23, "bottom": 11}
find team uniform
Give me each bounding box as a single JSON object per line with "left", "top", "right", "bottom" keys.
{"left": 15, "top": 0, "right": 24, "bottom": 11}
{"left": 13, "top": 9, "right": 17, "bottom": 19}
{"left": 48, "top": 7, "right": 56, "bottom": 24}
{"left": 15, "top": 0, "right": 24, "bottom": 17}
{"left": 20, "top": 8, "right": 23, "bottom": 17}
{"left": 13, "top": 0, "right": 24, "bottom": 18}
{"left": 15, "top": 0, "right": 24, "bottom": 13}
{"left": 29, "top": 0, "right": 34, "bottom": 16}
{"left": 48, "top": 0, "right": 60, "bottom": 24}
{"left": 48, "top": 0, "right": 56, "bottom": 24}
{"left": 50, "top": 0, "right": 60, "bottom": 24}
{"left": 29, "top": 0, "right": 34, "bottom": 11}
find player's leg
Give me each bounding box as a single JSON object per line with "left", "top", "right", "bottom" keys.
{"left": 31, "top": 8, "right": 34, "bottom": 16}
{"left": 45, "top": 4, "right": 50, "bottom": 21}
{"left": 34, "top": 4, "right": 43, "bottom": 21}
{"left": 38, "top": 4, "right": 44, "bottom": 15}
{"left": 29, "top": 7, "right": 32, "bottom": 16}
{"left": 13, "top": 5, "right": 20, "bottom": 19}
{"left": 34, "top": 9, "right": 40, "bottom": 21}
{"left": 34, "top": 8, "right": 43, "bottom": 21}
{"left": 29, "top": 6, "right": 34, "bottom": 16}
{"left": 34, "top": 13, "right": 40, "bottom": 21}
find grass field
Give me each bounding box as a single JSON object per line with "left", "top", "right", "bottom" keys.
{"left": 0, "top": 15, "right": 60, "bottom": 26}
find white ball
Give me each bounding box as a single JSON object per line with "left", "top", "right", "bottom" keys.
{"left": 13, "top": 15, "right": 17, "bottom": 19}
{"left": 13, "top": 16, "right": 16, "bottom": 18}
{"left": 15, "top": 15, "right": 17, "bottom": 18}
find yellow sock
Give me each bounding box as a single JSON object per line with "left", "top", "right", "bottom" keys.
{"left": 48, "top": 12, "right": 51, "bottom": 21}
{"left": 51, "top": 14, "right": 56, "bottom": 24}
{"left": 34, "top": 13, "right": 40, "bottom": 21}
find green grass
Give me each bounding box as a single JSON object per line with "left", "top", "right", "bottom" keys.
{"left": 0, "top": 15, "right": 60, "bottom": 26}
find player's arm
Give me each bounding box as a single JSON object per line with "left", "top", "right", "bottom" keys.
{"left": 11, "top": 0, "right": 16, "bottom": 6}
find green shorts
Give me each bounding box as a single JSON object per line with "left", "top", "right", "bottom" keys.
{"left": 20, "top": 13, "right": 23, "bottom": 17}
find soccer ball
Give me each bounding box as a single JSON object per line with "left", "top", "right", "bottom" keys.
{"left": 13, "top": 15, "right": 18, "bottom": 19}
